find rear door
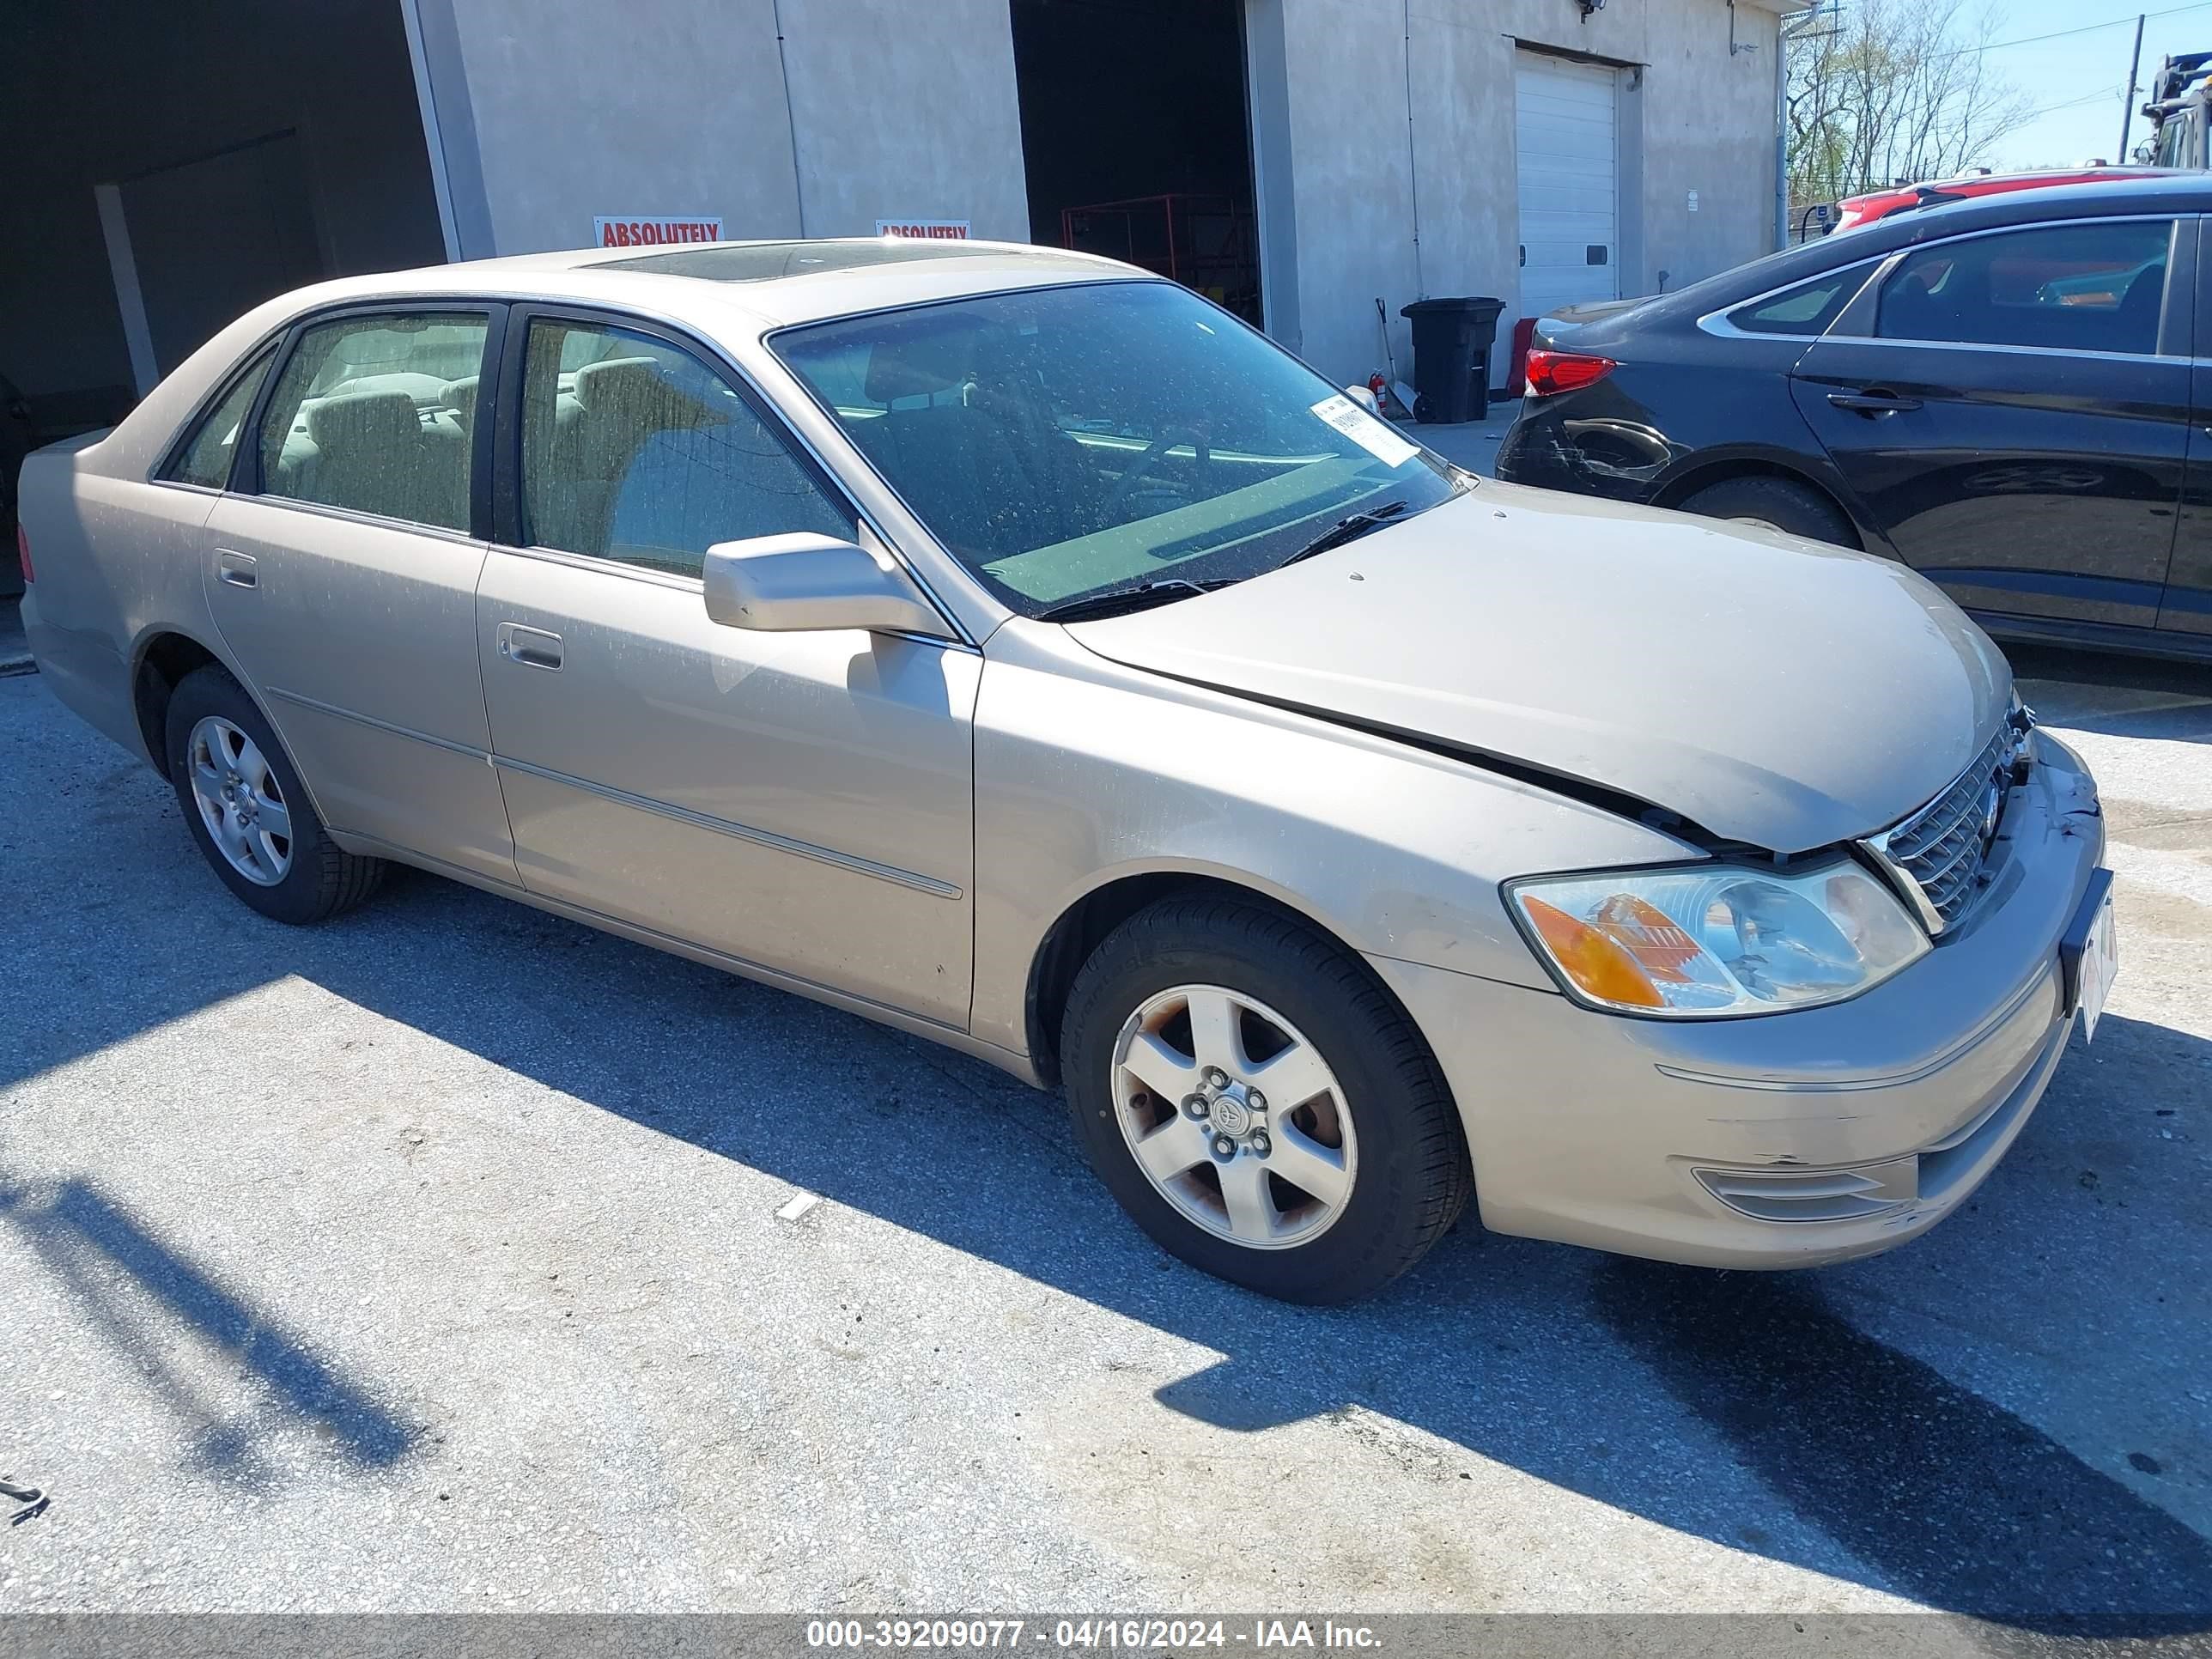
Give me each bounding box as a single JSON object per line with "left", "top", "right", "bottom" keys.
{"left": 1790, "top": 215, "right": 2190, "bottom": 632}
{"left": 202, "top": 304, "right": 516, "bottom": 883}
{"left": 2160, "top": 216, "right": 2212, "bottom": 641}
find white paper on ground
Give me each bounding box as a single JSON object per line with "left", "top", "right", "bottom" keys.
{"left": 775, "top": 1191, "right": 822, "bottom": 1223}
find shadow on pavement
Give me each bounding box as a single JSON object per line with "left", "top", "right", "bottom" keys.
{"left": 0, "top": 1170, "right": 422, "bottom": 1483}
{"left": 3, "top": 673, "right": 2206, "bottom": 1623}
{"left": 2008, "top": 643, "right": 2212, "bottom": 745}
{"left": 246, "top": 880, "right": 2212, "bottom": 1624}
{"left": 1586, "top": 1255, "right": 2209, "bottom": 1624}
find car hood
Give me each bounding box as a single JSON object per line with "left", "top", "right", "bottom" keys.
{"left": 1065, "top": 483, "right": 2012, "bottom": 854}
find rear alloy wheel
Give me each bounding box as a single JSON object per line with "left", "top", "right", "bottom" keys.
{"left": 164, "top": 665, "right": 385, "bottom": 925}
{"left": 185, "top": 715, "right": 293, "bottom": 887}
{"left": 1678, "top": 475, "right": 1854, "bottom": 545}
{"left": 1061, "top": 896, "right": 1471, "bottom": 1304}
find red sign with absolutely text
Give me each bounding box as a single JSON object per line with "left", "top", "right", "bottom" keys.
{"left": 594, "top": 216, "right": 723, "bottom": 248}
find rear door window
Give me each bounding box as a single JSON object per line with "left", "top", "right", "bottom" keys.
{"left": 1727, "top": 265, "right": 1875, "bottom": 336}
{"left": 164, "top": 348, "right": 275, "bottom": 489}
{"left": 255, "top": 312, "right": 490, "bottom": 532}
{"left": 514, "top": 316, "right": 852, "bottom": 579}
{"left": 1875, "top": 220, "right": 2175, "bottom": 356}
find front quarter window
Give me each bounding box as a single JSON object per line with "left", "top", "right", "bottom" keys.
{"left": 770, "top": 281, "right": 1460, "bottom": 615}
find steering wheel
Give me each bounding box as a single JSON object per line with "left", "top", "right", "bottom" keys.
{"left": 1103, "top": 426, "right": 1212, "bottom": 520}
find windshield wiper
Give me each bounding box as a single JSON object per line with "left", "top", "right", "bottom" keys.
{"left": 1275, "top": 499, "right": 1413, "bottom": 568}
{"left": 1033, "top": 577, "right": 1241, "bottom": 623}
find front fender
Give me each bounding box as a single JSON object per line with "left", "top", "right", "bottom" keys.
{"left": 967, "top": 625, "right": 1701, "bottom": 1060}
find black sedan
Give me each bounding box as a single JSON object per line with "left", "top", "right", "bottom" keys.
{"left": 1495, "top": 173, "right": 2212, "bottom": 662}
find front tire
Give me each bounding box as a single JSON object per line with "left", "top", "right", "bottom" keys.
{"left": 164, "top": 665, "right": 385, "bottom": 925}
{"left": 1060, "top": 896, "right": 1472, "bottom": 1304}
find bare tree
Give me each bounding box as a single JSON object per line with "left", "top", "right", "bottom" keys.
{"left": 1789, "top": 0, "right": 2036, "bottom": 210}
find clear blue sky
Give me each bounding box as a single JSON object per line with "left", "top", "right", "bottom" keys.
{"left": 1978, "top": 0, "right": 2212, "bottom": 167}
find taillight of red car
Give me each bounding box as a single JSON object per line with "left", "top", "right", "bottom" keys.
{"left": 1523, "top": 349, "right": 1617, "bottom": 397}
{"left": 15, "top": 522, "right": 30, "bottom": 586}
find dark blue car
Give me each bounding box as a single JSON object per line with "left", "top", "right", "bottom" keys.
{"left": 1496, "top": 174, "right": 2212, "bottom": 662}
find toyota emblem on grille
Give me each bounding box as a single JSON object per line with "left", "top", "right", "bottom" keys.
{"left": 1979, "top": 774, "right": 2005, "bottom": 846}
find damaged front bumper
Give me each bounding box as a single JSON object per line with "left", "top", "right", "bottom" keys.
{"left": 1368, "top": 732, "right": 2106, "bottom": 1269}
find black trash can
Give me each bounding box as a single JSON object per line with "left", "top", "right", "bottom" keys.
{"left": 1400, "top": 296, "right": 1505, "bottom": 423}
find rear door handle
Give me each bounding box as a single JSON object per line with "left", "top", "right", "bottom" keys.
{"left": 1827, "top": 390, "right": 1923, "bottom": 416}
{"left": 495, "top": 621, "right": 563, "bottom": 672}
{"left": 216, "top": 549, "right": 258, "bottom": 588}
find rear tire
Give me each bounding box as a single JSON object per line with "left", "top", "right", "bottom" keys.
{"left": 1060, "top": 896, "right": 1472, "bottom": 1304}
{"left": 1678, "top": 475, "right": 1854, "bottom": 545}
{"left": 163, "top": 665, "right": 385, "bottom": 925}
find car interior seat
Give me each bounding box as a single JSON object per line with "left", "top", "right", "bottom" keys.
{"left": 299, "top": 390, "right": 465, "bottom": 529}
{"left": 534, "top": 356, "right": 696, "bottom": 553}
{"left": 605, "top": 413, "right": 850, "bottom": 574}
{"left": 2111, "top": 262, "right": 2168, "bottom": 352}
{"left": 847, "top": 331, "right": 1085, "bottom": 561}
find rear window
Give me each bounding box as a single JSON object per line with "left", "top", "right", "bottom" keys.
{"left": 1726, "top": 265, "right": 1876, "bottom": 336}
{"left": 255, "top": 311, "right": 488, "bottom": 532}
{"left": 162, "top": 348, "right": 275, "bottom": 489}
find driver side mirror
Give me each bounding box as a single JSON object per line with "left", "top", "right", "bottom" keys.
{"left": 701, "top": 531, "right": 949, "bottom": 638}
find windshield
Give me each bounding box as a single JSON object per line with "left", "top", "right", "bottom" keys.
{"left": 770, "top": 281, "right": 1462, "bottom": 616}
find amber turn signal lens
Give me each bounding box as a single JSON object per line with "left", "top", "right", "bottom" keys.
{"left": 1520, "top": 896, "right": 1664, "bottom": 1008}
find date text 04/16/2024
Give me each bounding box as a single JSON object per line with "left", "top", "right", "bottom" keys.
{"left": 805, "top": 1620, "right": 1383, "bottom": 1650}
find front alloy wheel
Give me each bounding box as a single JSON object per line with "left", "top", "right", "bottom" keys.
{"left": 1061, "top": 895, "right": 1472, "bottom": 1304}
{"left": 1112, "top": 984, "right": 1357, "bottom": 1249}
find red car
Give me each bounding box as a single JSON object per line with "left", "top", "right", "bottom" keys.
{"left": 1828, "top": 167, "right": 2180, "bottom": 232}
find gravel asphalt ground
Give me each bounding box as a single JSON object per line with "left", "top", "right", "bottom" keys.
{"left": 0, "top": 639, "right": 2206, "bottom": 1626}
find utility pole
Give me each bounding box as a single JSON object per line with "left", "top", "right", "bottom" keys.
{"left": 2121, "top": 13, "right": 2147, "bottom": 162}
{"left": 1778, "top": 0, "right": 1835, "bottom": 249}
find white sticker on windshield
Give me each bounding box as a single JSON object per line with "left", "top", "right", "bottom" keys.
{"left": 1310, "top": 394, "right": 1421, "bottom": 468}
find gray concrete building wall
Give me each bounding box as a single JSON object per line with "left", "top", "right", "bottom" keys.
{"left": 423, "top": 0, "right": 805, "bottom": 255}
{"left": 417, "top": 0, "right": 1790, "bottom": 390}
{"left": 422, "top": 0, "right": 1027, "bottom": 257}
{"left": 1635, "top": 0, "right": 1788, "bottom": 301}
{"left": 777, "top": 0, "right": 1030, "bottom": 240}
{"left": 1257, "top": 0, "right": 1794, "bottom": 388}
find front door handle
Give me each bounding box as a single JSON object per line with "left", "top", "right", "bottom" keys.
{"left": 495, "top": 621, "right": 563, "bottom": 672}
{"left": 1827, "top": 390, "right": 1923, "bottom": 416}
{"left": 216, "top": 549, "right": 258, "bottom": 588}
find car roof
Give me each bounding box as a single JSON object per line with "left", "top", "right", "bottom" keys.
{"left": 252, "top": 238, "right": 1145, "bottom": 337}
{"left": 1837, "top": 167, "right": 2172, "bottom": 221}
{"left": 1651, "top": 171, "right": 2212, "bottom": 320}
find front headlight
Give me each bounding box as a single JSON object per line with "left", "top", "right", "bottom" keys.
{"left": 1506, "top": 860, "right": 1929, "bottom": 1018}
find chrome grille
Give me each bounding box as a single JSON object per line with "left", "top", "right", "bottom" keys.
{"left": 1860, "top": 708, "right": 2033, "bottom": 935}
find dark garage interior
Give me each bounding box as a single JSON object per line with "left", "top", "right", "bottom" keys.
{"left": 1009, "top": 0, "right": 1263, "bottom": 322}
{"left": 1, "top": 0, "right": 446, "bottom": 447}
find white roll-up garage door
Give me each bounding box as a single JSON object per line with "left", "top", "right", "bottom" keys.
{"left": 1515, "top": 52, "right": 1620, "bottom": 321}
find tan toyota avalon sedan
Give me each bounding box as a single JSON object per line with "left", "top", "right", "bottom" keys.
{"left": 17, "top": 240, "right": 2115, "bottom": 1302}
